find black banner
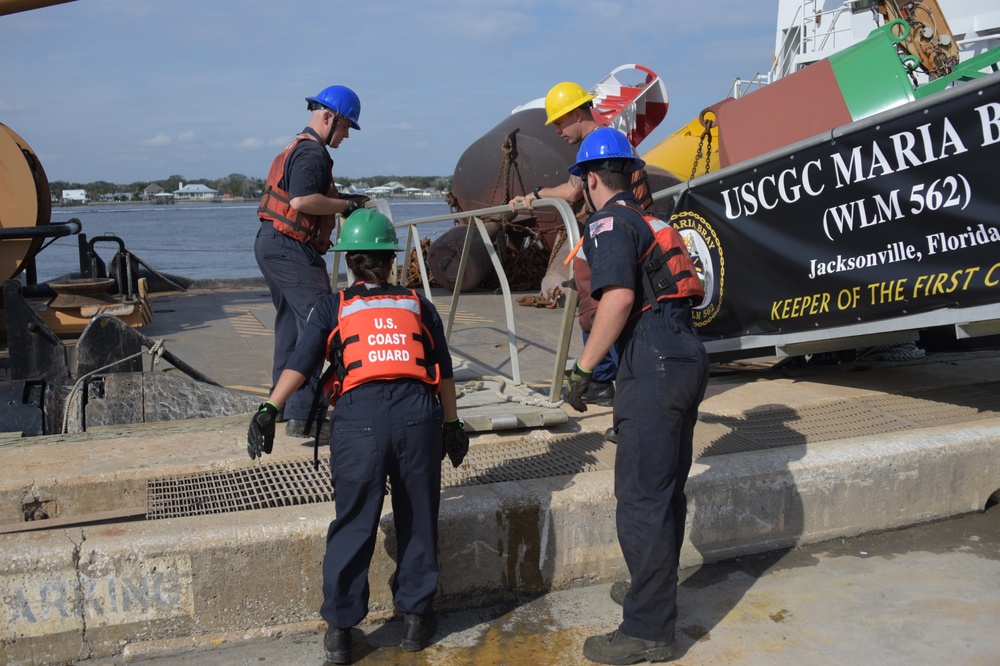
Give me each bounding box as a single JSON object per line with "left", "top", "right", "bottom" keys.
{"left": 668, "top": 75, "right": 1000, "bottom": 341}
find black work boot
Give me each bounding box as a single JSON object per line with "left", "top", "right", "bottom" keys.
{"left": 400, "top": 611, "right": 437, "bottom": 652}
{"left": 583, "top": 629, "right": 676, "bottom": 664}
{"left": 324, "top": 626, "right": 353, "bottom": 664}
{"left": 582, "top": 380, "right": 615, "bottom": 406}
{"left": 604, "top": 427, "right": 619, "bottom": 443}
{"left": 285, "top": 418, "right": 330, "bottom": 441}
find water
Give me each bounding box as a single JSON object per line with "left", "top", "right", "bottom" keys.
{"left": 33, "top": 199, "right": 456, "bottom": 282}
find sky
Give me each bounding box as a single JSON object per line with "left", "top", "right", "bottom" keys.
{"left": 0, "top": 0, "right": 778, "bottom": 185}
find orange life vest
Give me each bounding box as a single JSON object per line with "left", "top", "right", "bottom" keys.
{"left": 617, "top": 202, "right": 704, "bottom": 316}
{"left": 257, "top": 133, "right": 339, "bottom": 253}
{"left": 630, "top": 168, "right": 652, "bottom": 210}
{"left": 569, "top": 201, "right": 704, "bottom": 326}
{"left": 323, "top": 285, "right": 439, "bottom": 405}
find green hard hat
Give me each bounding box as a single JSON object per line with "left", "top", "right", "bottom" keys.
{"left": 331, "top": 208, "right": 402, "bottom": 251}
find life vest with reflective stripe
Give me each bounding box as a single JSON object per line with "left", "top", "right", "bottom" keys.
{"left": 323, "top": 285, "right": 438, "bottom": 405}
{"left": 258, "top": 133, "right": 339, "bottom": 253}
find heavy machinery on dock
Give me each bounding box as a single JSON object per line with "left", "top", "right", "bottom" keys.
{"left": 0, "top": 0, "right": 256, "bottom": 437}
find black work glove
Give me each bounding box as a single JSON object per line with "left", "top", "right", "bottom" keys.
{"left": 342, "top": 195, "right": 369, "bottom": 216}
{"left": 442, "top": 419, "right": 469, "bottom": 468}
{"left": 563, "top": 362, "right": 593, "bottom": 413}
{"left": 247, "top": 401, "right": 279, "bottom": 459}
{"left": 343, "top": 198, "right": 362, "bottom": 216}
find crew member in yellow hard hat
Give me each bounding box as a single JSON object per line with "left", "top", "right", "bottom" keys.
{"left": 247, "top": 209, "right": 468, "bottom": 664}
{"left": 510, "top": 81, "right": 603, "bottom": 209}
{"left": 509, "top": 82, "right": 652, "bottom": 435}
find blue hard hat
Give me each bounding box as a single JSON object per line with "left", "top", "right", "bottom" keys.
{"left": 568, "top": 127, "right": 644, "bottom": 176}
{"left": 305, "top": 85, "right": 361, "bottom": 130}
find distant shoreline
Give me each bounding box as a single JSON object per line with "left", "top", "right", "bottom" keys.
{"left": 52, "top": 195, "right": 445, "bottom": 207}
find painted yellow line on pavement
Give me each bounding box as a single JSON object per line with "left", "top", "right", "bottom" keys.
{"left": 228, "top": 385, "right": 269, "bottom": 395}
{"left": 228, "top": 311, "right": 272, "bottom": 337}
{"left": 434, "top": 306, "right": 493, "bottom": 325}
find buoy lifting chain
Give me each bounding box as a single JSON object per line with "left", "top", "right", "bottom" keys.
{"left": 691, "top": 118, "right": 714, "bottom": 181}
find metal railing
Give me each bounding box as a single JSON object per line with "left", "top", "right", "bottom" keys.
{"left": 771, "top": 0, "right": 860, "bottom": 81}
{"left": 726, "top": 72, "right": 770, "bottom": 100}
{"left": 339, "top": 198, "right": 580, "bottom": 402}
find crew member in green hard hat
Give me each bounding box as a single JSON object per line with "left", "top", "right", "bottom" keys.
{"left": 256, "top": 84, "right": 369, "bottom": 440}
{"left": 247, "top": 209, "right": 468, "bottom": 665}
{"left": 509, "top": 81, "right": 653, "bottom": 439}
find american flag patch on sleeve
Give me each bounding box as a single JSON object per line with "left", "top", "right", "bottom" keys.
{"left": 589, "top": 217, "right": 614, "bottom": 237}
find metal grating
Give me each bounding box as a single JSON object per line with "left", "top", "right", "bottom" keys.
{"left": 698, "top": 400, "right": 913, "bottom": 456}
{"left": 879, "top": 380, "right": 1000, "bottom": 425}
{"left": 442, "top": 432, "right": 609, "bottom": 488}
{"left": 147, "top": 459, "right": 334, "bottom": 519}
{"left": 146, "top": 433, "right": 612, "bottom": 519}
{"left": 144, "top": 382, "right": 1000, "bottom": 517}
{"left": 695, "top": 381, "right": 1000, "bottom": 457}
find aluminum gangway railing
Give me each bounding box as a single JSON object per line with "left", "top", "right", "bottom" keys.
{"left": 332, "top": 198, "right": 580, "bottom": 404}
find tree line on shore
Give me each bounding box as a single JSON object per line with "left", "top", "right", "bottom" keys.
{"left": 48, "top": 173, "right": 453, "bottom": 201}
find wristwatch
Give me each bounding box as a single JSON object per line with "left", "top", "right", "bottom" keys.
{"left": 533, "top": 186, "right": 543, "bottom": 201}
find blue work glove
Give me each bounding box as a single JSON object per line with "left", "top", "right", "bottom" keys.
{"left": 247, "top": 401, "right": 279, "bottom": 459}
{"left": 442, "top": 419, "right": 469, "bottom": 468}
{"left": 563, "top": 362, "right": 593, "bottom": 413}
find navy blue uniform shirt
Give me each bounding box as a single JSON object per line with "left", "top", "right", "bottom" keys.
{"left": 283, "top": 127, "right": 333, "bottom": 199}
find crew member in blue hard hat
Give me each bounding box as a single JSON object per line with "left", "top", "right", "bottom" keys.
{"left": 247, "top": 209, "right": 468, "bottom": 664}
{"left": 562, "top": 127, "right": 708, "bottom": 665}
{"left": 256, "top": 85, "right": 369, "bottom": 439}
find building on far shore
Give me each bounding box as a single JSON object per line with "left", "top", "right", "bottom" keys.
{"left": 143, "top": 183, "right": 164, "bottom": 201}
{"left": 61, "top": 189, "right": 88, "bottom": 204}
{"left": 98, "top": 192, "right": 133, "bottom": 202}
{"left": 173, "top": 182, "right": 218, "bottom": 201}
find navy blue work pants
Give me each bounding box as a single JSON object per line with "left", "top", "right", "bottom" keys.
{"left": 583, "top": 330, "right": 619, "bottom": 383}
{"left": 319, "top": 380, "right": 443, "bottom": 629}
{"left": 254, "top": 223, "right": 331, "bottom": 420}
{"left": 613, "top": 304, "right": 708, "bottom": 642}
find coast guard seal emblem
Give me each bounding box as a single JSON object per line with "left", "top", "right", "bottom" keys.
{"left": 669, "top": 211, "right": 723, "bottom": 327}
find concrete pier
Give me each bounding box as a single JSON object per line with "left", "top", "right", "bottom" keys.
{"left": 2, "top": 286, "right": 999, "bottom": 664}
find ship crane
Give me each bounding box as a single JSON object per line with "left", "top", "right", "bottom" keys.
{"left": 877, "top": 0, "right": 961, "bottom": 77}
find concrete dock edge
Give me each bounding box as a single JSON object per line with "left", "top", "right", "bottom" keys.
{"left": 3, "top": 418, "right": 999, "bottom": 664}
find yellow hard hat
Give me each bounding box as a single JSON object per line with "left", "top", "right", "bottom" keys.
{"left": 544, "top": 81, "right": 596, "bottom": 125}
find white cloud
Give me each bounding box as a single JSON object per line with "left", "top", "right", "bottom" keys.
{"left": 0, "top": 0, "right": 781, "bottom": 183}
{"left": 140, "top": 134, "right": 172, "bottom": 147}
